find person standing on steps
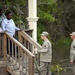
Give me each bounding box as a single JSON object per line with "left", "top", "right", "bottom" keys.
{"left": 1, "top": 10, "right": 20, "bottom": 54}
{"left": 34, "top": 31, "right": 52, "bottom": 75}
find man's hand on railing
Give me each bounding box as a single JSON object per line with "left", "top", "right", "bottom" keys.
{"left": 34, "top": 47, "right": 38, "bottom": 54}
{"left": 34, "top": 47, "right": 42, "bottom": 54}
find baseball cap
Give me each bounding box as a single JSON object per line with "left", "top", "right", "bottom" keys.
{"left": 70, "top": 32, "right": 75, "bottom": 36}
{"left": 41, "top": 31, "right": 49, "bottom": 36}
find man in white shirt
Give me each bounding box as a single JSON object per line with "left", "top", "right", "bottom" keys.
{"left": 1, "top": 11, "right": 20, "bottom": 37}
{"left": 1, "top": 11, "right": 20, "bottom": 54}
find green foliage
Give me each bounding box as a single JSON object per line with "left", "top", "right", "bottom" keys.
{"left": 54, "top": 38, "right": 71, "bottom": 47}
{"left": 37, "top": 22, "right": 46, "bottom": 45}
{"left": 38, "top": 0, "right": 57, "bottom": 22}
{"left": 38, "top": 11, "right": 55, "bottom": 22}
{"left": 37, "top": 0, "right": 75, "bottom": 42}
{"left": 37, "top": 0, "right": 57, "bottom": 44}
{"left": 51, "top": 64, "right": 66, "bottom": 75}
{"left": 38, "top": 0, "right": 56, "bottom": 5}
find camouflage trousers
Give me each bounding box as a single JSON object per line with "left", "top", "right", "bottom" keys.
{"left": 39, "top": 62, "right": 51, "bottom": 75}
{"left": 73, "top": 62, "right": 75, "bottom": 75}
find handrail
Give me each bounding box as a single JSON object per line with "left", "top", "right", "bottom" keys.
{"left": 5, "top": 32, "right": 34, "bottom": 57}
{"left": 2, "top": 32, "right": 34, "bottom": 75}
{"left": 0, "top": 30, "right": 42, "bottom": 75}
{"left": 18, "top": 30, "right": 42, "bottom": 50}
{"left": 18, "top": 30, "right": 42, "bottom": 66}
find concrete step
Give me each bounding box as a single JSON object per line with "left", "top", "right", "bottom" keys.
{"left": 0, "top": 59, "right": 10, "bottom": 75}
{"left": 12, "top": 70, "right": 20, "bottom": 75}
{"left": 0, "top": 67, "right": 10, "bottom": 75}
{"left": 7, "top": 65, "right": 20, "bottom": 75}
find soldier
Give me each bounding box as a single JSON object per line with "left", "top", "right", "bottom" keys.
{"left": 35, "top": 31, "right": 52, "bottom": 75}
{"left": 70, "top": 32, "right": 75, "bottom": 75}
{"left": 70, "top": 32, "right": 75, "bottom": 64}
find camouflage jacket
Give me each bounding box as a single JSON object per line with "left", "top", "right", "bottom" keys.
{"left": 70, "top": 39, "right": 75, "bottom": 59}
{"left": 39, "top": 39, "right": 52, "bottom": 62}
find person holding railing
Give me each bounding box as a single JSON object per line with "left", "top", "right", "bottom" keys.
{"left": 1, "top": 10, "right": 20, "bottom": 54}
{"left": 34, "top": 31, "right": 52, "bottom": 75}
{"left": 1, "top": 10, "right": 20, "bottom": 37}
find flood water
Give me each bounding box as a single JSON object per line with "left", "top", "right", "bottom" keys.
{"left": 52, "top": 46, "right": 74, "bottom": 75}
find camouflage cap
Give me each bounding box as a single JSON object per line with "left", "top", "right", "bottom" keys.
{"left": 41, "top": 31, "right": 49, "bottom": 36}
{"left": 70, "top": 32, "right": 75, "bottom": 36}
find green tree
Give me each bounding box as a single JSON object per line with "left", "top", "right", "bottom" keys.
{"left": 37, "top": 0, "right": 57, "bottom": 43}
{"left": 0, "top": 0, "right": 27, "bottom": 27}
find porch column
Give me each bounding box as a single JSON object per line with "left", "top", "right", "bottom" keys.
{"left": 27, "top": 0, "right": 39, "bottom": 41}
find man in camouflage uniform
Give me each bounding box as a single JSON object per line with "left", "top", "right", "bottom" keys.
{"left": 70, "top": 32, "right": 75, "bottom": 75}
{"left": 37, "top": 31, "right": 52, "bottom": 75}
